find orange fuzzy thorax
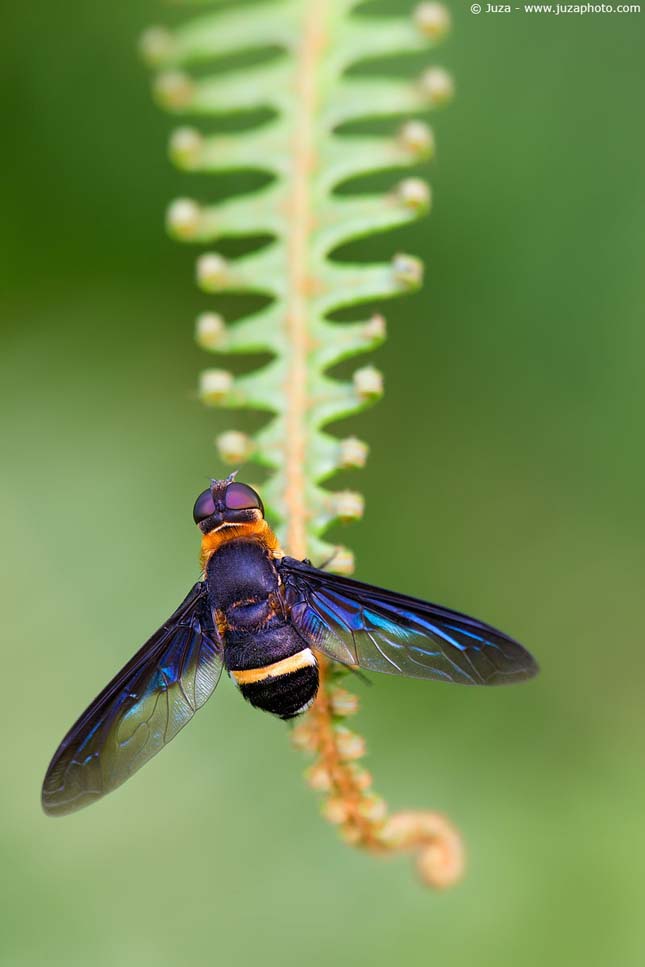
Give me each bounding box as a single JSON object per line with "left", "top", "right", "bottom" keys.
{"left": 199, "top": 517, "right": 284, "bottom": 572}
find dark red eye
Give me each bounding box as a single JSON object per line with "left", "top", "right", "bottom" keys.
{"left": 192, "top": 489, "right": 216, "bottom": 524}
{"left": 225, "top": 482, "right": 263, "bottom": 514}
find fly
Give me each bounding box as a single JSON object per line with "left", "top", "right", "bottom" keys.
{"left": 41, "top": 473, "right": 538, "bottom": 816}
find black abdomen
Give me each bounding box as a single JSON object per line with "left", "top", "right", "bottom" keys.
{"left": 206, "top": 541, "right": 318, "bottom": 719}
{"left": 236, "top": 663, "right": 319, "bottom": 719}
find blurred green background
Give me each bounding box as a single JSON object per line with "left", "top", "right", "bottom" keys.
{"left": 2, "top": 2, "right": 645, "bottom": 965}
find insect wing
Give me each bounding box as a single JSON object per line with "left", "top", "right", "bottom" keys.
{"left": 279, "top": 557, "right": 538, "bottom": 686}
{"left": 42, "top": 582, "right": 223, "bottom": 816}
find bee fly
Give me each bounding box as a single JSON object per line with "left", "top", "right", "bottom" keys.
{"left": 42, "top": 473, "right": 538, "bottom": 816}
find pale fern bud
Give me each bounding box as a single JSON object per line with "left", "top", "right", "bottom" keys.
{"left": 197, "top": 253, "right": 229, "bottom": 291}
{"left": 338, "top": 436, "right": 369, "bottom": 470}
{"left": 353, "top": 365, "right": 383, "bottom": 400}
{"left": 170, "top": 127, "right": 204, "bottom": 169}
{"left": 329, "top": 687, "right": 360, "bottom": 717}
{"left": 139, "top": 26, "right": 174, "bottom": 66}
{"left": 195, "top": 312, "right": 226, "bottom": 351}
{"left": 216, "top": 430, "right": 254, "bottom": 464}
{"left": 363, "top": 313, "right": 387, "bottom": 341}
{"left": 414, "top": 3, "right": 452, "bottom": 41}
{"left": 392, "top": 253, "right": 424, "bottom": 288}
{"left": 357, "top": 794, "right": 388, "bottom": 823}
{"left": 400, "top": 120, "right": 435, "bottom": 159}
{"left": 166, "top": 198, "right": 201, "bottom": 240}
{"left": 154, "top": 71, "right": 194, "bottom": 110}
{"left": 350, "top": 766, "right": 373, "bottom": 791}
{"left": 397, "top": 178, "right": 432, "bottom": 213}
{"left": 199, "top": 369, "right": 233, "bottom": 405}
{"left": 329, "top": 547, "right": 355, "bottom": 575}
{"left": 333, "top": 490, "right": 365, "bottom": 522}
{"left": 291, "top": 721, "right": 318, "bottom": 752}
{"left": 420, "top": 67, "right": 455, "bottom": 107}
{"left": 322, "top": 798, "right": 350, "bottom": 824}
{"left": 334, "top": 726, "right": 366, "bottom": 761}
{"left": 305, "top": 763, "right": 332, "bottom": 792}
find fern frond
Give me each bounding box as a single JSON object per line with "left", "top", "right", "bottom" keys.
{"left": 143, "top": 0, "right": 452, "bottom": 567}
{"left": 143, "top": 0, "right": 463, "bottom": 888}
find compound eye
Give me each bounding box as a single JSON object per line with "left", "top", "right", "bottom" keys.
{"left": 193, "top": 489, "right": 216, "bottom": 524}
{"left": 225, "top": 482, "right": 264, "bottom": 514}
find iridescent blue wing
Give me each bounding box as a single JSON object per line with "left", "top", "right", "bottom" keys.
{"left": 278, "top": 558, "right": 538, "bottom": 685}
{"left": 42, "top": 583, "right": 223, "bottom": 816}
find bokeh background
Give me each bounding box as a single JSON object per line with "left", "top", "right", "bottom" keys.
{"left": 2, "top": 1, "right": 645, "bottom": 965}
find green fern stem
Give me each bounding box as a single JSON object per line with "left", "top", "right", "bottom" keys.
{"left": 142, "top": 0, "right": 463, "bottom": 888}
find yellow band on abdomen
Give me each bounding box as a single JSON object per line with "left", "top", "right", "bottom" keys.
{"left": 231, "top": 649, "right": 316, "bottom": 686}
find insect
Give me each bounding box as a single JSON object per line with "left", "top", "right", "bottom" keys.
{"left": 42, "top": 474, "right": 538, "bottom": 816}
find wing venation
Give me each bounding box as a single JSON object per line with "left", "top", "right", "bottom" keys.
{"left": 279, "top": 557, "right": 538, "bottom": 686}
{"left": 42, "top": 582, "right": 223, "bottom": 816}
